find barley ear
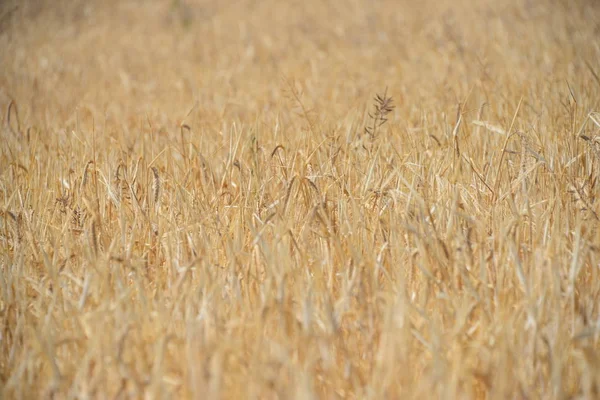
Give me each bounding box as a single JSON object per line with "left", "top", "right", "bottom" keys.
{"left": 151, "top": 166, "right": 160, "bottom": 205}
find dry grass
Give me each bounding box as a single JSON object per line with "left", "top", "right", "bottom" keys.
{"left": 1, "top": 0, "right": 600, "bottom": 398}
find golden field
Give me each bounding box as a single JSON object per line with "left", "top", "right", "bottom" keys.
{"left": 1, "top": 0, "right": 600, "bottom": 398}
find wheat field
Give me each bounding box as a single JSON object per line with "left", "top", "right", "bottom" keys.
{"left": 1, "top": 0, "right": 600, "bottom": 398}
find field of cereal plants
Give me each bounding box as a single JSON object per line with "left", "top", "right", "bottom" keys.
{"left": 1, "top": 0, "right": 600, "bottom": 398}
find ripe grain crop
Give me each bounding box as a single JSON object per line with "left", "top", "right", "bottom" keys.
{"left": 1, "top": 0, "right": 600, "bottom": 398}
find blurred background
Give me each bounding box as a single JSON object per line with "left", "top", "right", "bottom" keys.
{"left": 1, "top": 0, "right": 598, "bottom": 134}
